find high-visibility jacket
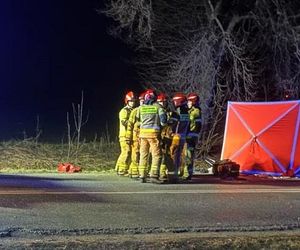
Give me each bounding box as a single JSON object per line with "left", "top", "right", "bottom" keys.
{"left": 187, "top": 106, "right": 202, "bottom": 138}
{"left": 139, "top": 103, "right": 167, "bottom": 138}
{"left": 126, "top": 106, "right": 140, "bottom": 141}
{"left": 118, "top": 105, "right": 132, "bottom": 140}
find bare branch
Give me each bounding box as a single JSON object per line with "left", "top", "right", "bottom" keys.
{"left": 103, "top": 0, "right": 300, "bottom": 157}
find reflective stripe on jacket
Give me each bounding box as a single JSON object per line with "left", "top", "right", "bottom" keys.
{"left": 139, "top": 103, "right": 166, "bottom": 138}
{"left": 175, "top": 106, "right": 190, "bottom": 139}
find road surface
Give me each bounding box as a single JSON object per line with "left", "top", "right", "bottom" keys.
{"left": 0, "top": 172, "right": 299, "bottom": 238}
{"left": 0, "top": 172, "right": 300, "bottom": 248}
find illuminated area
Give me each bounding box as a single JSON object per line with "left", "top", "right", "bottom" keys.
{"left": 221, "top": 101, "right": 300, "bottom": 177}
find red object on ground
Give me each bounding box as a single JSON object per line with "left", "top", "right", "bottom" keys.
{"left": 57, "top": 163, "right": 81, "bottom": 173}
{"left": 221, "top": 100, "right": 300, "bottom": 177}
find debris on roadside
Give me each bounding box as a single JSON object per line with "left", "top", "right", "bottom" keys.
{"left": 57, "top": 163, "right": 81, "bottom": 173}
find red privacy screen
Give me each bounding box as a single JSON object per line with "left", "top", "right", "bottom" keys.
{"left": 221, "top": 100, "right": 300, "bottom": 177}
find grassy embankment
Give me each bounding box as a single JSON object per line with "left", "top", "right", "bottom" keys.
{"left": 0, "top": 138, "right": 119, "bottom": 173}
{"left": 2, "top": 231, "right": 300, "bottom": 249}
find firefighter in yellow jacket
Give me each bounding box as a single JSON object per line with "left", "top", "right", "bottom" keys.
{"left": 126, "top": 92, "right": 145, "bottom": 179}
{"left": 115, "top": 91, "right": 136, "bottom": 176}
{"left": 138, "top": 89, "right": 167, "bottom": 183}
{"left": 183, "top": 93, "right": 202, "bottom": 180}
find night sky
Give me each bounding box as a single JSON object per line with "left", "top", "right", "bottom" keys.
{"left": 0, "top": 0, "right": 142, "bottom": 141}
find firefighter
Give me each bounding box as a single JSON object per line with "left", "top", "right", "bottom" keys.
{"left": 138, "top": 89, "right": 167, "bottom": 183}
{"left": 126, "top": 92, "right": 145, "bottom": 179}
{"left": 168, "top": 93, "right": 190, "bottom": 183}
{"left": 183, "top": 92, "right": 202, "bottom": 180}
{"left": 115, "top": 91, "right": 136, "bottom": 176}
{"left": 157, "top": 93, "right": 176, "bottom": 181}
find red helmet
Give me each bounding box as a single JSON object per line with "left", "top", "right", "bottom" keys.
{"left": 139, "top": 91, "right": 146, "bottom": 100}
{"left": 124, "top": 91, "right": 135, "bottom": 104}
{"left": 144, "top": 89, "right": 157, "bottom": 102}
{"left": 187, "top": 92, "right": 200, "bottom": 105}
{"left": 172, "top": 93, "right": 187, "bottom": 107}
{"left": 157, "top": 93, "right": 167, "bottom": 102}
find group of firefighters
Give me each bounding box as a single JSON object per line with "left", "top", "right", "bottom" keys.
{"left": 115, "top": 89, "right": 202, "bottom": 184}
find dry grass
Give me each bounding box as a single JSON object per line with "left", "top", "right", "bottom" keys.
{"left": 0, "top": 138, "right": 212, "bottom": 173}
{"left": 2, "top": 231, "right": 300, "bottom": 249}
{"left": 0, "top": 138, "right": 119, "bottom": 172}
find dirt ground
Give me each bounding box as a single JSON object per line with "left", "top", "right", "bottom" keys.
{"left": 1, "top": 230, "right": 300, "bottom": 249}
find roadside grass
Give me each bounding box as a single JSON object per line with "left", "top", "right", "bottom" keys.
{"left": 0, "top": 139, "right": 119, "bottom": 173}
{"left": 0, "top": 139, "right": 209, "bottom": 174}
{"left": 0, "top": 139, "right": 212, "bottom": 174}
{"left": 2, "top": 231, "right": 300, "bottom": 249}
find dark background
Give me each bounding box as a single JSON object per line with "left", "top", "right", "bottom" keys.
{"left": 0, "top": 0, "right": 142, "bottom": 141}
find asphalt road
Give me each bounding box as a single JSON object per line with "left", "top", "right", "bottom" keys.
{"left": 0, "top": 173, "right": 300, "bottom": 237}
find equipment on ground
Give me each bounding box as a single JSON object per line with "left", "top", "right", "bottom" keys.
{"left": 205, "top": 157, "right": 240, "bottom": 179}
{"left": 57, "top": 163, "right": 81, "bottom": 173}
{"left": 212, "top": 159, "right": 240, "bottom": 179}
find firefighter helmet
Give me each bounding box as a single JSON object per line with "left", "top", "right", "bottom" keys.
{"left": 144, "top": 89, "right": 157, "bottom": 102}
{"left": 172, "top": 93, "right": 187, "bottom": 107}
{"left": 187, "top": 92, "right": 200, "bottom": 106}
{"left": 157, "top": 93, "right": 167, "bottom": 102}
{"left": 124, "top": 91, "right": 135, "bottom": 104}
{"left": 139, "top": 91, "right": 146, "bottom": 100}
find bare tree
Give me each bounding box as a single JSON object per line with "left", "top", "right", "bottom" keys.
{"left": 103, "top": 0, "right": 153, "bottom": 48}
{"left": 103, "top": 0, "right": 300, "bottom": 158}
{"left": 34, "top": 114, "right": 42, "bottom": 146}
{"left": 66, "top": 112, "right": 72, "bottom": 161}
{"left": 66, "top": 91, "right": 89, "bottom": 164}
{"left": 252, "top": 0, "right": 300, "bottom": 100}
